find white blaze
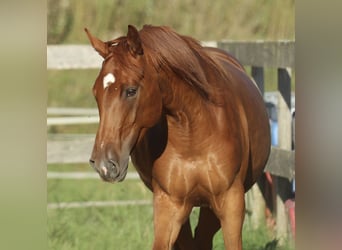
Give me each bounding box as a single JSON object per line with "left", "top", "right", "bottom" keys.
{"left": 103, "top": 73, "right": 116, "bottom": 89}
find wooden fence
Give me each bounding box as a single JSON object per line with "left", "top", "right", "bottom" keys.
{"left": 47, "top": 41, "right": 295, "bottom": 242}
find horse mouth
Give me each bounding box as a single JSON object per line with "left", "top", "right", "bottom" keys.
{"left": 99, "top": 162, "right": 129, "bottom": 183}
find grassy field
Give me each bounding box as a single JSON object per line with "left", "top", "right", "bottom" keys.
{"left": 47, "top": 164, "right": 293, "bottom": 250}
{"left": 48, "top": 204, "right": 155, "bottom": 250}
{"left": 48, "top": 0, "right": 294, "bottom": 44}
{"left": 47, "top": 69, "right": 98, "bottom": 108}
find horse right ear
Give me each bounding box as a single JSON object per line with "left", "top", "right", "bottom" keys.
{"left": 84, "top": 28, "right": 108, "bottom": 58}
{"left": 127, "top": 25, "right": 143, "bottom": 56}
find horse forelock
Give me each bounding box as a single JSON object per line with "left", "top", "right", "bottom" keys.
{"left": 138, "top": 25, "right": 225, "bottom": 105}
{"left": 103, "top": 37, "right": 144, "bottom": 81}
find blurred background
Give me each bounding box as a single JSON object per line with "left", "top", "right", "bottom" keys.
{"left": 47, "top": 0, "right": 294, "bottom": 44}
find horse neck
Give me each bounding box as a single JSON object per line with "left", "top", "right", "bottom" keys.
{"left": 160, "top": 75, "right": 217, "bottom": 149}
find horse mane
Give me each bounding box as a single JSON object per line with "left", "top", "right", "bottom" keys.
{"left": 138, "top": 25, "right": 225, "bottom": 105}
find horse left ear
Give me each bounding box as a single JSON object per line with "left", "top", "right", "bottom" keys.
{"left": 84, "top": 28, "right": 109, "bottom": 58}
{"left": 127, "top": 25, "right": 143, "bottom": 56}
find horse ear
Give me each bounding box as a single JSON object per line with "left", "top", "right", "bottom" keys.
{"left": 127, "top": 25, "right": 143, "bottom": 56}
{"left": 84, "top": 28, "right": 108, "bottom": 58}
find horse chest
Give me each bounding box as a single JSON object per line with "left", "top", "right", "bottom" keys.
{"left": 152, "top": 155, "right": 239, "bottom": 204}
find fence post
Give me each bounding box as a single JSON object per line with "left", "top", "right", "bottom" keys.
{"left": 245, "top": 182, "right": 266, "bottom": 230}
{"left": 245, "top": 66, "right": 267, "bottom": 229}
{"left": 275, "top": 68, "right": 292, "bottom": 243}
{"left": 251, "top": 66, "right": 265, "bottom": 95}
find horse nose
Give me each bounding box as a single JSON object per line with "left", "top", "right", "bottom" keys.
{"left": 89, "top": 158, "right": 106, "bottom": 175}
{"left": 99, "top": 160, "right": 120, "bottom": 180}
{"left": 89, "top": 158, "right": 120, "bottom": 180}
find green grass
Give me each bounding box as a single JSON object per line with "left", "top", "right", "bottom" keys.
{"left": 48, "top": 166, "right": 154, "bottom": 249}
{"left": 48, "top": 163, "right": 92, "bottom": 172}
{"left": 48, "top": 205, "right": 290, "bottom": 250}
{"left": 48, "top": 124, "right": 99, "bottom": 134}
{"left": 48, "top": 0, "right": 294, "bottom": 44}
{"left": 47, "top": 167, "right": 294, "bottom": 250}
{"left": 47, "top": 162, "right": 136, "bottom": 173}
{"left": 48, "top": 206, "right": 154, "bottom": 250}
{"left": 48, "top": 178, "right": 152, "bottom": 203}
{"left": 48, "top": 69, "right": 98, "bottom": 108}
{"left": 47, "top": 69, "right": 99, "bottom": 134}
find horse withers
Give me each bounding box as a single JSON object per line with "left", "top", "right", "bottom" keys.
{"left": 86, "top": 24, "right": 270, "bottom": 250}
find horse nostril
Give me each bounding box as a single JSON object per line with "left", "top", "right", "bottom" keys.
{"left": 108, "top": 160, "right": 119, "bottom": 175}
{"left": 89, "top": 159, "right": 95, "bottom": 168}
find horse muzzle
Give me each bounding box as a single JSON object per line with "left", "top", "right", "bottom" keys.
{"left": 89, "top": 158, "right": 129, "bottom": 183}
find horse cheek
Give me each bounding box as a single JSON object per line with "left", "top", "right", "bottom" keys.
{"left": 137, "top": 95, "right": 162, "bottom": 128}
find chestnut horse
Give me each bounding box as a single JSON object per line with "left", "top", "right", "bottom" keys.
{"left": 86, "top": 25, "right": 270, "bottom": 250}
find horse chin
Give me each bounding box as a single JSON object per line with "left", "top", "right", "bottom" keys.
{"left": 116, "top": 165, "right": 129, "bottom": 182}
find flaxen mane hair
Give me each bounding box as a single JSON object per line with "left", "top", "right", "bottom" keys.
{"left": 138, "top": 25, "right": 225, "bottom": 105}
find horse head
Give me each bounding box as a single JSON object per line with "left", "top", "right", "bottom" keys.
{"left": 86, "top": 25, "right": 163, "bottom": 182}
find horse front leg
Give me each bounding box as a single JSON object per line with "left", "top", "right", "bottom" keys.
{"left": 152, "top": 188, "right": 192, "bottom": 250}
{"left": 173, "top": 218, "right": 197, "bottom": 250}
{"left": 194, "top": 206, "right": 221, "bottom": 250}
{"left": 212, "top": 180, "right": 245, "bottom": 250}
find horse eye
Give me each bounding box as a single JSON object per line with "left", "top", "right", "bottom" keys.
{"left": 125, "top": 87, "right": 137, "bottom": 98}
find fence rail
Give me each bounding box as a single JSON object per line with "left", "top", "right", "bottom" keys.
{"left": 47, "top": 116, "right": 99, "bottom": 126}
{"left": 47, "top": 91, "right": 295, "bottom": 126}
{"left": 47, "top": 171, "right": 139, "bottom": 180}
{"left": 48, "top": 200, "right": 151, "bottom": 209}
{"left": 47, "top": 41, "right": 294, "bottom": 70}
{"left": 47, "top": 107, "right": 98, "bottom": 116}
{"left": 47, "top": 45, "right": 102, "bottom": 69}
{"left": 218, "top": 40, "right": 294, "bottom": 68}
{"left": 47, "top": 134, "right": 294, "bottom": 179}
